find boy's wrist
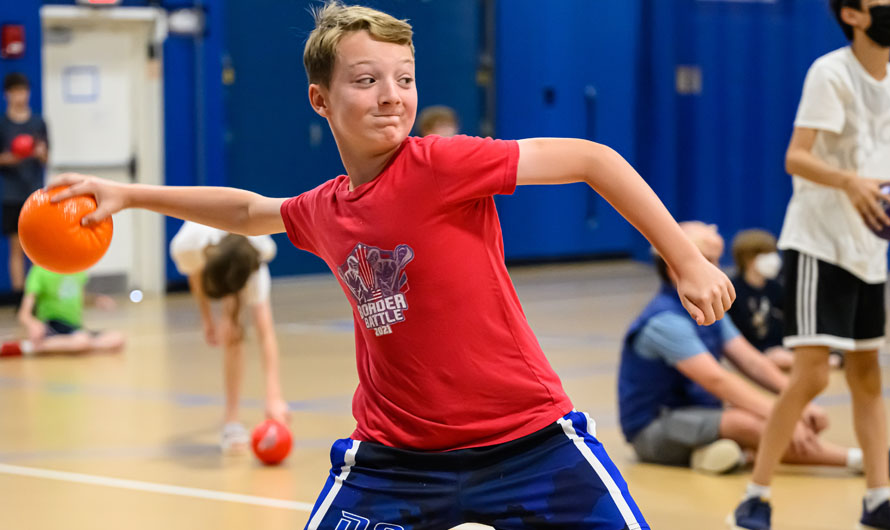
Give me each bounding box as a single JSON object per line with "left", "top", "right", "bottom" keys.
{"left": 668, "top": 250, "right": 710, "bottom": 278}
{"left": 838, "top": 171, "right": 855, "bottom": 191}
{"left": 120, "top": 182, "right": 137, "bottom": 209}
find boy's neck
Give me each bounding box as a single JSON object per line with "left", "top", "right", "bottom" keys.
{"left": 341, "top": 142, "right": 403, "bottom": 191}
{"left": 851, "top": 36, "right": 890, "bottom": 81}
{"left": 743, "top": 267, "right": 766, "bottom": 289}
{"left": 6, "top": 106, "right": 30, "bottom": 123}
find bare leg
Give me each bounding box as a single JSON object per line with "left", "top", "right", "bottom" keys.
{"left": 750, "top": 346, "right": 831, "bottom": 486}
{"left": 721, "top": 407, "right": 847, "bottom": 467}
{"left": 34, "top": 332, "right": 92, "bottom": 354}
{"left": 8, "top": 234, "right": 24, "bottom": 292}
{"left": 87, "top": 331, "right": 125, "bottom": 353}
{"left": 845, "top": 349, "right": 889, "bottom": 489}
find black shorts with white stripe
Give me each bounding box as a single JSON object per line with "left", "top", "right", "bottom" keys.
{"left": 783, "top": 249, "right": 885, "bottom": 351}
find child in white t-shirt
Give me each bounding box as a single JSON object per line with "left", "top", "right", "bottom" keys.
{"left": 170, "top": 221, "right": 288, "bottom": 453}
{"left": 731, "top": 1, "right": 890, "bottom": 528}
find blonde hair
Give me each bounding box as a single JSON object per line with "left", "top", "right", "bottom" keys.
{"left": 303, "top": 1, "right": 414, "bottom": 87}
{"left": 731, "top": 229, "right": 777, "bottom": 273}
{"left": 418, "top": 105, "right": 458, "bottom": 136}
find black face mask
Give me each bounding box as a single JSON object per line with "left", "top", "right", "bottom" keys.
{"left": 866, "top": 5, "right": 890, "bottom": 47}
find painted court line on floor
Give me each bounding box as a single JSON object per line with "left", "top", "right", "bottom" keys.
{"left": 0, "top": 463, "right": 315, "bottom": 512}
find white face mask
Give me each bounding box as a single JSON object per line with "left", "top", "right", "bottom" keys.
{"left": 752, "top": 252, "right": 781, "bottom": 280}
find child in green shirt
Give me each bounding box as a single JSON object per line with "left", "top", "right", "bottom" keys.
{"left": 0, "top": 265, "right": 124, "bottom": 357}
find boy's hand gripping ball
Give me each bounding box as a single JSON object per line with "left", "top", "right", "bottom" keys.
{"left": 18, "top": 186, "right": 113, "bottom": 273}
{"left": 251, "top": 419, "right": 292, "bottom": 466}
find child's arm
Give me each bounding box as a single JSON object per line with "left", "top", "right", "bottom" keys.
{"left": 786, "top": 126, "right": 890, "bottom": 230}
{"left": 33, "top": 140, "right": 48, "bottom": 166}
{"left": 0, "top": 152, "right": 19, "bottom": 166}
{"left": 187, "top": 273, "right": 218, "bottom": 347}
{"left": 251, "top": 299, "right": 288, "bottom": 423}
{"left": 50, "top": 173, "right": 286, "bottom": 236}
{"left": 722, "top": 335, "right": 788, "bottom": 394}
{"left": 676, "top": 353, "right": 775, "bottom": 419}
{"left": 722, "top": 335, "right": 829, "bottom": 433}
{"left": 516, "top": 138, "right": 734, "bottom": 325}
{"left": 84, "top": 293, "right": 116, "bottom": 310}
{"left": 17, "top": 293, "right": 46, "bottom": 344}
{"left": 675, "top": 353, "right": 821, "bottom": 454}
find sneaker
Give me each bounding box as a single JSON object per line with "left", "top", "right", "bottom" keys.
{"left": 860, "top": 499, "right": 890, "bottom": 529}
{"left": 220, "top": 422, "right": 249, "bottom": 454}
{"left": 727, "top": 497, "right": 771, "bottom": 530}
{"left": 691, "top": 439, "right": 742, "bottom": 474}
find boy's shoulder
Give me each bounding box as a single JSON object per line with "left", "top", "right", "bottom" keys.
{"left": 809, "top": 47, "right": 852, "bottom": 76}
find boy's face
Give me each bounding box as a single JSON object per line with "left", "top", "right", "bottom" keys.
{"left": 4, "top": 86, "right": 30, "bottom": 109}
{"left": 310, "top": 30, "right": 417, "bottom": 155}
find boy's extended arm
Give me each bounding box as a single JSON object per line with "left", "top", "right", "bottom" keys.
{"left": 786, "top": 126, "right": 890, "bottom": 230}
{"left": 516, "top": 138, "right": 734, "bottom": 325}
{"left": 50, "top": 173, "right": 286, "bottom": 236}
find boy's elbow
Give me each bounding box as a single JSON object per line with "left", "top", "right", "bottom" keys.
{"left": 698, "top": 370, "right": 728, "bottom": 397}
{"left": 583, "top": 142, "right": 621, "bottom": 185}
{"left": 785, "top": 149, "right": 803, "bottom": 175}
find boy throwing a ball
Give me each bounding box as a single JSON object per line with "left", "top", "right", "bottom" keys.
{"left": 51, "top": 2, "right": 734, "bottom": 528}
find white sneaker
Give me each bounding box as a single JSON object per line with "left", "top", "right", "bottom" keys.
{"left": 220, "top": 422, "right": 250, "bottom": 454}
{"left": 691, "top": 439, "right": 742, "bottom": 474}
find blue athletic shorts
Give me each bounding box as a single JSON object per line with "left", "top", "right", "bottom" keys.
{"left": 305, "top": 410, "right": 648, "bottom": 530}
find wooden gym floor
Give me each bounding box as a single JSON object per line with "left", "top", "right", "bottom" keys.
{"left": 0, "top": 260, "right": 884, "bottom": 529}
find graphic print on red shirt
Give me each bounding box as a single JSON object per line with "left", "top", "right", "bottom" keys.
{"left": 281, "top": 135, "right": 574, "bottom": 451}
{"left": 338, "top": 243, "right": 414, "bottom": 336}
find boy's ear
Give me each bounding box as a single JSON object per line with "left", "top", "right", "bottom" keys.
{"left": 840, "top": 5, "right": 865, "bottom": 28}
{"left": 308, "top": 84, "right": 329, "bottom": 118}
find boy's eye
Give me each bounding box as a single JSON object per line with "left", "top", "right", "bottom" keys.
{"left": 399, "top": 77, "right": 414, "bottom": 85}
{"left": 356, "top": 78, "right": 375, "bottom": 85}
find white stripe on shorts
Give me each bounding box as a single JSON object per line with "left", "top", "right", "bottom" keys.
{"left": 807, "top": 255, "right": 819, "bottom": 336}
{"left": 557, "top": 417, "right": 642, "bottom": 530}
{"left": 796, "top": 254, "right": 818, "bottom": 336}
{"left": 306, "top": 440, "right": 361, "bottom": 530}
{"left": 796, "top": 254, "right": 805, "bottom": 336}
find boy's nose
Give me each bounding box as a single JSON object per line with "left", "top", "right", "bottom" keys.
{"left": 377, "top": 80, "right": 402, "bottom": 106}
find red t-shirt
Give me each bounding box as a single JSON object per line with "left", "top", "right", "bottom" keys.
{"left": 281, "top": 135, "right": 573, "bottom": 451}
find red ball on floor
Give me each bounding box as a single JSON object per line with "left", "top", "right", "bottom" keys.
{"left": 251, "top": 419, "right": 292, "bottom": 465}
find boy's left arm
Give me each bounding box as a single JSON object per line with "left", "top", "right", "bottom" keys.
{"left": 516, "top": 138, "right": 734, "bottom": 325}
